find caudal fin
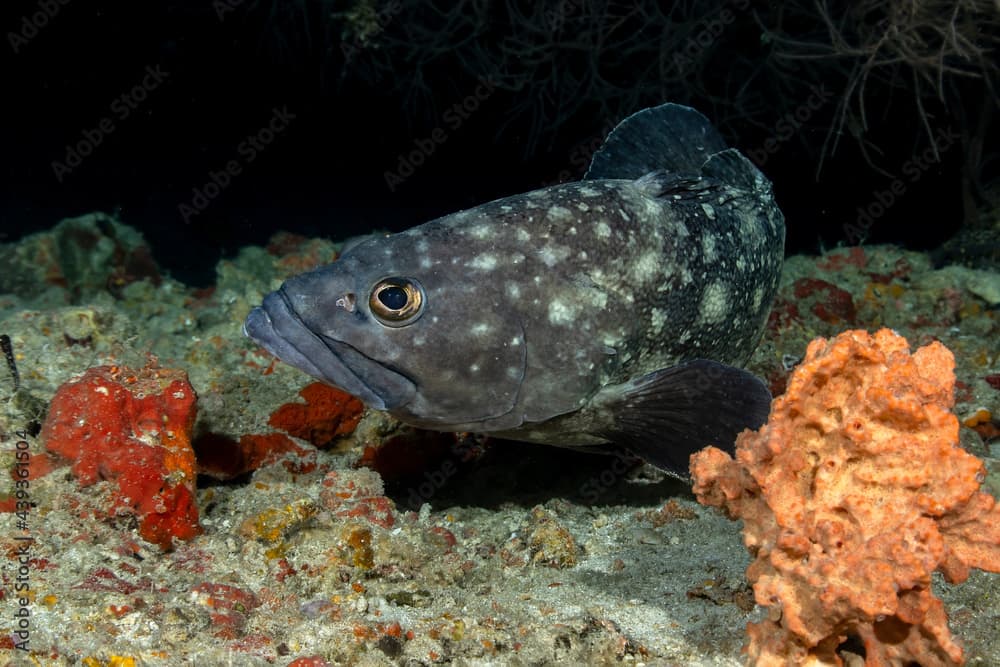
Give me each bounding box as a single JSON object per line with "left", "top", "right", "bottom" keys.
{"left": 584, "top": 103, "right": 728, "bottom": 181}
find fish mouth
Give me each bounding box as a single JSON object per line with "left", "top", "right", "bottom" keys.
{"left": 243, "top": 288, "right": 415, "bottom": 410}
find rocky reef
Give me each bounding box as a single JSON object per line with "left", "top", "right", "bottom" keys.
{"left": 0, "top": 214, "right": 997, "bottom": 665}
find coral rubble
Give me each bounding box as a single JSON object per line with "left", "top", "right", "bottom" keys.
{"left": 691, "top": 328, "right": 1000, "bottom": 665}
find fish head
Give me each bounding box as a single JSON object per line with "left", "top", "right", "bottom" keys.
{"left": 244, "top": 230, "right": 527, "bottom": 430}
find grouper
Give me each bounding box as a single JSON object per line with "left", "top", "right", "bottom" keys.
{"left": 244, "top": 103, "right": 785, "bottom": 475}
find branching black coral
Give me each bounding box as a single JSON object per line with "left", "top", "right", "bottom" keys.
{"left": 758, "top": 0, "right": 1000, "bottom": 188}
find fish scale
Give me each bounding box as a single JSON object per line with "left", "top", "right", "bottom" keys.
{"left": 245, "top": 103, "right": 785, "bottom": 476}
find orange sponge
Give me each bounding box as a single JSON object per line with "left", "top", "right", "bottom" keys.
{"left": 691, "top": 328, "right": 1000, "bottom": 666}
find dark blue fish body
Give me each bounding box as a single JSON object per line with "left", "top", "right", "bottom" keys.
{"left": 245, "top": 104, "right": 784, "bottom": 474}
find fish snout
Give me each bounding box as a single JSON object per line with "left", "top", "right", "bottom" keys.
{"left": 243, "top": 288, "right": 416, "bottom": 412}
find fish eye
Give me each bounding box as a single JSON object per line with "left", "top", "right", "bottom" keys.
{"left": 369, "top": 277, "right": 425, "bottom": 327}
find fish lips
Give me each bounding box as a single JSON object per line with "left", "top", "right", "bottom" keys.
{"left": 243, "top": 289, "right": 415, "bottom": 411}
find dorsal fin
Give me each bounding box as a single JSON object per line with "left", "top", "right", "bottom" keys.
{"left": 702, "top": 148, "right": 769, "bottom": 193}
{"left": 584, "top": 103, "right": 728, "bottom": 181}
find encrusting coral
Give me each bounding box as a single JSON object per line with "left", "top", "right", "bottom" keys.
{"left": 690, "top": 328, "right": 1000, "bottom": 666}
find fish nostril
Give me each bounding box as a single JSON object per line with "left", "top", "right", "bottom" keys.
{"left": 336, "top": 293, "right": 357, "bottom": 312}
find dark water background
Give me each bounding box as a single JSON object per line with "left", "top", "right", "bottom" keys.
{"left": 4, "top": 1, "right": 981, "bottom": 286}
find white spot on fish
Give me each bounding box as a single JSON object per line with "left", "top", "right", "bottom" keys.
{"left": 678, "top": 265, "right": 694, "bottom": 285}
{"left": 650, "top": 308, "right": 667, "bottom": 333}
{"left": 539, "top": 245, "right": 570, "bottom": 267}
{"left": 585, "top": 290, "right": 607, "bottom": 309}
{"left": 601, "top": 336, "right": 621, "bottom": 350}
{"left": 548, "top": 299, "right": 579, "bottom": 325}
{"left": 642, "top": 199, "right": 661, "bottom": 219}
{"left": 702, "top": 235, "right": 717, "bottom": 262}
{"left": 506, "top": 283, "right": 521, "bottom": 299}
{"left": 506, "top": 366, "right": 520, "bottom": 379}
{"left": 515, "top": 229, "right": 532, "bottom": 243}
{"left": 510, "top": 336, "right": 522, "bottom": 346}
{"left": 468, "top": 224, "right": 492, "bottom": 239}
{"left": 576, "top": 202, "right": 590, "bottom": 212}
{"left": 595, "top": 221, "right": 611, "bottom": 238}
{"left": 632, "top": 248, "right": 660, "bottom": 281}
{"left": 419, "top": 256, "right": 432, "bottom": 269}
{"left": 547, "top": 205, "right": 574, "bottom": 222}
{"left": 698, "top": 281, "right": 730, "bottom": 324}
{"left": 469, "top": 363, "right": 480, "bottom": 373}
{"left": 468, "top": 254, "right": 498, "bottom": 271}
{"left": 470, "top": 322, "right": 491, "bottom": 336}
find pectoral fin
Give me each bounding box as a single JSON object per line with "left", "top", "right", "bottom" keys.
{"left": 594, "top": 360, "right": 772, "bottom": 476}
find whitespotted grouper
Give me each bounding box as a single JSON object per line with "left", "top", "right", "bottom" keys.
{"left": 245, "top": 103, "right": 785, "bottom": 475}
